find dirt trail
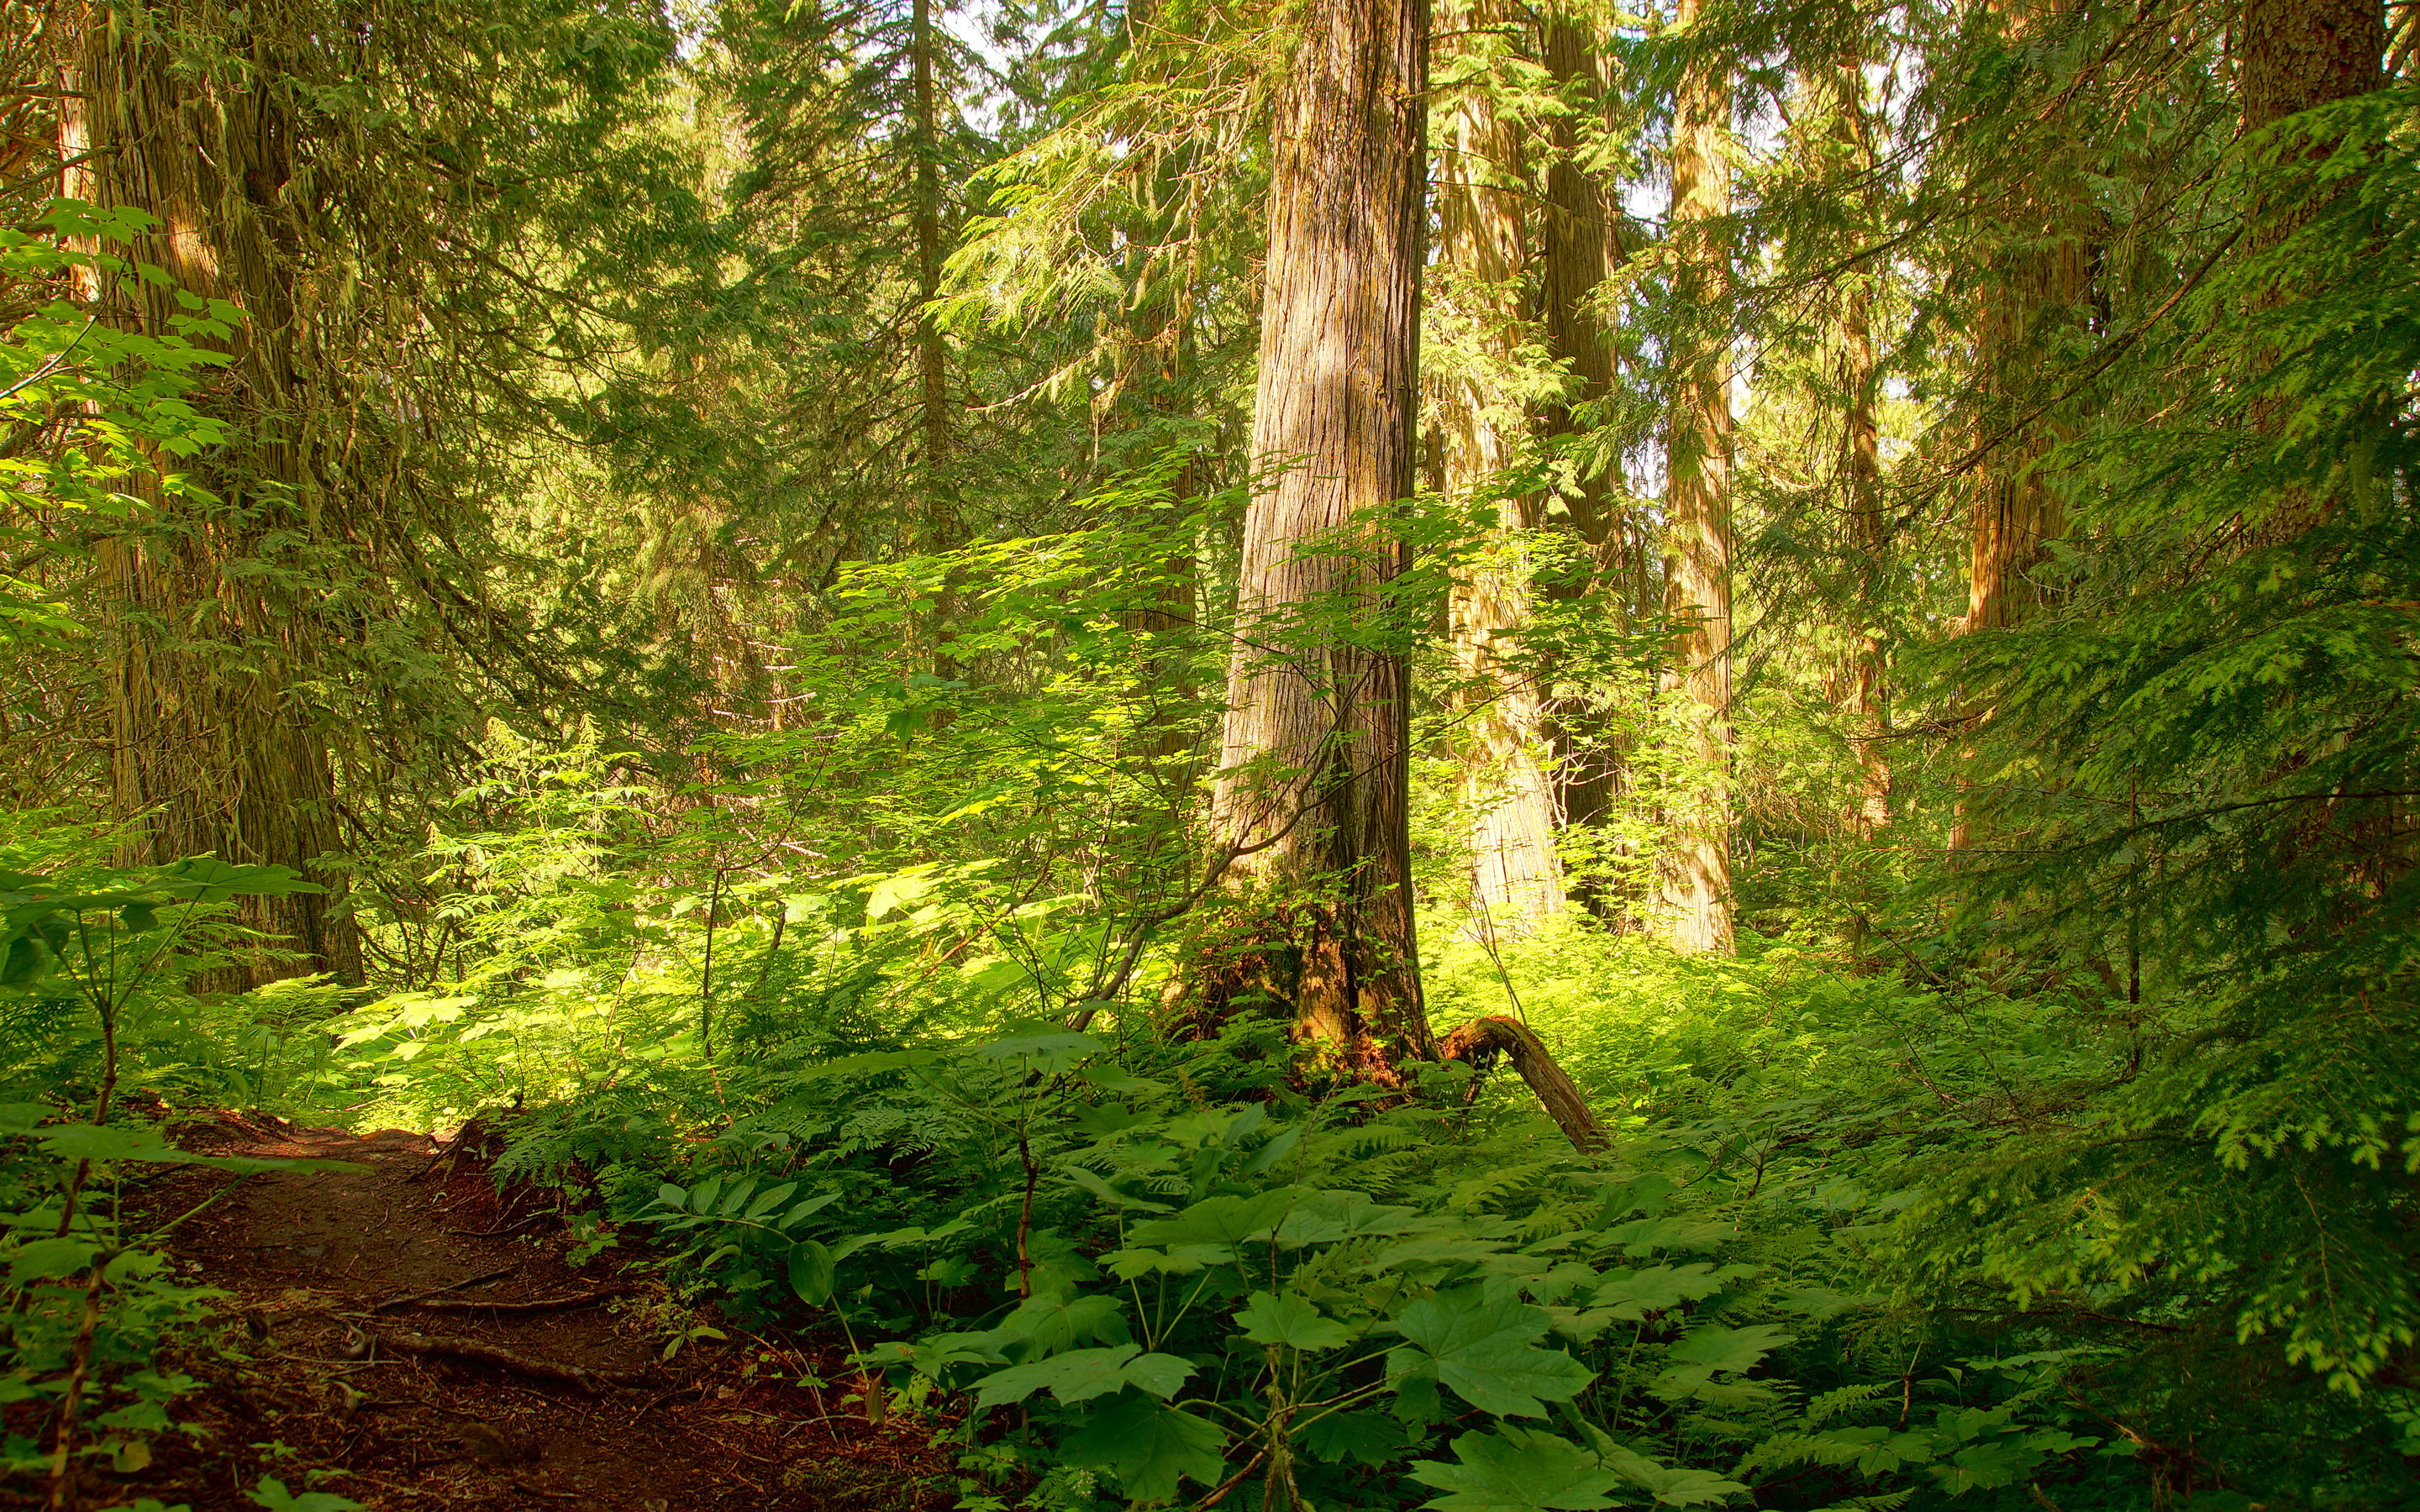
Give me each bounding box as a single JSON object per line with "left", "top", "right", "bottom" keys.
{"left": 76, "top": 1114, "right": 950, "bottom": 1512}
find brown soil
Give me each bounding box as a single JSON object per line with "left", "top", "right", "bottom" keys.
{"left": 47, "top": 1114, "right": 954, "bottom": 1512}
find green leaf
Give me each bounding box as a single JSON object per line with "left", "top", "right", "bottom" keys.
{"left": 971, "top": 1343, "right": 1195, "bottom": 1409}
{"left": 1235, "top": 1291, "right": 1350, "bottom": 1351}
{"left": 974, "top": 1029, "right": 1101, "bottom": 1067}
{"left": 1000, "top": 1291, "right": 1128, "bottom": 1354}
{"left": 1297, "top": 1410, "right": 1404, "bottom": 1467}
{"left": 1125, "top": 1187, "right": 1308, "bottom": 1249}
{"left": 1272, "top": 1189, "right": 1423, "bottom": 1246}
{"left": 1597, "top": 1443, "right": 1749, "bottom": 1506}
{"left": 1655, "top": 1324, "right": 1794, "bottom": 1399}
{"left": 1058, "top": 1392, "right": 1228, "bottom": 1504}
{"left": 245, "top": 1478, "right": 365, "bottom": 1512}
{"left": 787, "top": 1239, "right": 836, "bottom": 1305}
{"left": 1, "top": 934, "right": 43, "bottom": 987}
{"left": 744, "top": 1183, "right": 797, "bottom": 1221}
{"left": 1392, "top": 1285, "right": 1596, "bottom": 1419}
{"left": 655, "top": 1183, "right": 687, "bottom": 1210}
{"left": 8, "top": 1236, "right": 100, "bottom": 1285}
{"left": 1407, "top": 1428, "right": 1621, "bottom": 1511}
{"left": 1589, "top": 1263, "right": 1744, "bottom": 1320}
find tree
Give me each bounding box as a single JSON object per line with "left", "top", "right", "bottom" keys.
{"left": 1202, "top": 0, "right": 1433, "bottom": 1071}
{"left": 1652, "top": 0, "right": 1736, "bottom": 955}
{"left": 1434, "top": 0, "right": 1563, "bottom": 933}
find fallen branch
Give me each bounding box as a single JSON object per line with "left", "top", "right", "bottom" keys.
{"left": 1437, "top": 1016, "right": 1607, "bottom": 1152}
{"left": 376, "top": 1330, "right": 644, "bottom": 1390}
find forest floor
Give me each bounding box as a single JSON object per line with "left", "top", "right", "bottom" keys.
{"left": 56, "top": 1114, "right": 955, "bottom": 1512}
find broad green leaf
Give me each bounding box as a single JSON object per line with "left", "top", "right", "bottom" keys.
{"left": 974, "top": 1029, "right": 1101, "bottom": 1065}
{"left": 1125, "top": 1186, "right": 1307, "bottom": 1249}
{"left": 1059, "top": 1392, "right": 1228, "bottom": 1504}
{"left": 245, "top": 1478, "right": 365, "bottom": 1512}
{"left": 1297, "top": 1410, "right": 1404, "bottom": 1467}
{"left": 1391, "top": 1285, "right": 1596, "bottom": 1419}
{"left": 1407, "top": 1428, "right": 1621, "bottom": 1511}
{"left": 1597, "top": 1443, "right": 1749, "bottom": 1506}
{"left": 1601, "top": 1216, "right": 1732, "bottom": 1255}
{"left": 1063, "top": 1164, "right": 1171, "bottom": 1212}
{"left": 788, "top": 1239, "right": 836, "bottom": 1305}
{"left": 1234, "top": 1291, "right": 1350, "bottom": 1351}
{"left": 9, "top": 1236, "right": 100, "bottom": 1285}
{"left": 1001, "top": 1291, "right": 1128, "bottom": 1353}
{"left": 1589, "top": 1263, "right": 1745, "bottom": 1320}
{"left": 971, "top": 1343, "right": 1194, "bottom": 1409}
{"left": 743, "top": 1182, "right": 797, "bottom": 1221}
{"left": 1656, "top": 1324, "right": 1793, "bottom": 1398}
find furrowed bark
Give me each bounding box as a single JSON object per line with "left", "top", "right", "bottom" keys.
{"left": 1201, "top": 0, "right": 1431, "bottom": 1070}
{"left": 80, "top": 1, "right": 360, "bottom": 989}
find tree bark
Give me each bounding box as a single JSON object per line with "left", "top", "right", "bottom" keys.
{"left": 1964, "top": 0, "right": 2093, "bottom": 638}
{"left": 1435, "top": 1, "right": 1563, "bottom": 934}
{"left": 2240, "top": 0, "right": 2384, "bottom": 134}
{"left": 79, "top": 1, "right": 360, "bottom": 990}
{"left": 1829, "top": 60, "right": 1891, "bottom": 837}
{"left": 1437, "top": 1016, "right": 1607, "bottom": 1151}
{"left": 1535, "top": 17, "right": 1641, "bottom": 844}
{"left": 1652, "top": 0, "right": 1736, "bottom": 956}
{"left": 1202, "top": 0, "right": 1432, "bottom": 1070}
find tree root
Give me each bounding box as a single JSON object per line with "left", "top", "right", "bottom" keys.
{"left": 402, "top": 1290, "right": 623, "bottom": 1315}
{"left": 376, "top": 1330, "right": 645, "bottom": 1391}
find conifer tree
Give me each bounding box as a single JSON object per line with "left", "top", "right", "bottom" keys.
{"left": 1653, "top": 0, "right": 1737, "bottom": 954}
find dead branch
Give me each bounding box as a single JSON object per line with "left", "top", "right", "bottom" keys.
{"left": 1437, "top": 1016, "right": 1608, "bottom": 1152}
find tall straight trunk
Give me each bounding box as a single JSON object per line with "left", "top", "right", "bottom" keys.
{"left": 2237, "top": 0, "right": 2383, "bottom": 538}
{"left": 1653, "top": 0, "right": 1736, "bottom": 955}
{"left": 1829, "top": 60, "right": 1891, "bottom": 837}
{"left": 912, "top": 0, "right": 949, "bottom": 505}
{"left": 1965, "top": 0, "right": 2092, "bottom": 637}
{"left": 1203, "top": 0, "right": 1431, "bottom": 1069}
{"left": 1951, "top": 0, "right": 2096, "bottom": 854}
{"left": 79, "top": 3, "right": 359, "bottom": 990}
{"left": 1535, "top": 16, "right": 1639, "bottom": 840}
{"left": 1436, "top": 2, "right": 1563, "bottom": 933}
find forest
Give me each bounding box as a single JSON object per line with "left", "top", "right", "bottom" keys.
{"left": 0, "top": 0, "right": 2414, "bottom": 1505}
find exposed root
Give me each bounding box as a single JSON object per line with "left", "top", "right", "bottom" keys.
{"left": 376, "top": 1330, "right": 647, "bottom": 1391}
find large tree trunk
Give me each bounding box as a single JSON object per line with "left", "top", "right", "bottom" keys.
{"left": 2240, "top": 0, "right": 2383, "bottom": 134}
{"left": 1651, "top": 0, "right": 1736, "bottom": 956}
{"left": 1202, "top": 0, "right": 1432, "bottom": 1071}
{"left": 1435, "top": 1, "right": 1564, "bottom": 935}
{"left": 78, "top": 2, "right": 360, "bottom": 990}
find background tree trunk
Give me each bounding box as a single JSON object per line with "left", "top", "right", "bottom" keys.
{"left": 1203, "top": 0, "right": 1430, "bottom": 1069}
{"left": 1830, "top": 59, "right": 1891, "bottom": 837}
{"left": 1436, "top": 1, "right": 1564, "bottom": 934}
{"left": 1653, "top": 0, "right": 1737, "bottom": 956}
{"left": 1535, "top": 15, "right": 1641, "bottom": 848}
